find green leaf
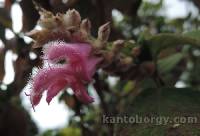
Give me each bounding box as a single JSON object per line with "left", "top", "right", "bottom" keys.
{"left": 145, "top": 33, "right": 200, "bottom": 57}
{"left": 40, "top": 130, "right": 54, "bottom": 136}
{"left": 116, "top": 87, "right": 200, "bottom": 135}
{"left": 57, "top": 127, "right": 81, "bottom": 136}
{"left": 123, "top": 81, "right": 135, "bottom": 93}
{"left": 158, "top": 53, "right": 184, "bottom": 73}
{"left": 183, "top": 30, "right": 200, "bottom": 39}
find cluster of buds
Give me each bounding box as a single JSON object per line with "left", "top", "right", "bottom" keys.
{"left": 27, "top": 9, "right": 110, "bottom": 49}
{"left": 26, "top": 8, "right": 155, "bottom": 110}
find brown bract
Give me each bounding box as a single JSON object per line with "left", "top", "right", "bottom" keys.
{"left": 26, "top": 8, "right": 110, "bottom": 49}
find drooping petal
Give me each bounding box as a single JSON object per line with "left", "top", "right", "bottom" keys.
{"left": 43, "top": 41, "right": 91, "bottom": 63}
{"left": 32, "top": 66, "right": 72, "bottom": 92}
{"left": 30, "top": 92, "right": 42, "bottom": 110}
{"left": 46, "top": 79, "right": 68, "bottom": 104}
{"left": 30, "top": 65, "right": 74, "bottom": 107}
{"left": 71, "top": 81, "right": 94, "bottom": 104}
{"left": 25, "top": 89, "right": 43, "bottom": 111}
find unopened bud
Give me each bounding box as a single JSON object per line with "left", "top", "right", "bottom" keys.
{"left": 63, "top": 9, "right": 81, "bottom": 27}
{"left": 98, "top": 22, "right": 110, "bottom": 42}
{"left": 80, "top": 19, "right": 91, "bottom": 35}
{"left": 112, "top": 40, "right": 124, "bottom": 53}
{"left": 39, "top": 8, "right": 53, "bottom": 19}
{"left": 38, "top": 10, "right": 58, "bottom": 29}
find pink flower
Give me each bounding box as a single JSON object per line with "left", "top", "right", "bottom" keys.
{"left": 43, "top": 41, "right": 101, "bottom": 81}
{"left": 26, "top": 41, "right": 101, "bottom": 110}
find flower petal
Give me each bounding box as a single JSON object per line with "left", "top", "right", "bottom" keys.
{"left": 46, "top": 79, "right": 68, "bottom": 104}
{"left": 71, "top": 57, "right": 102, "bottom": 82}
{"left": 30, "top": 92, "right": 42, "bottom": 111}
{"left": 84, "top": 57, "right": 102, "bottom": 80}
{"left": 29, "top": 65, "right": 74, "bottom": 107}
{"left": 71, "top": 81, "right": 94, "bottom": 104}
{"left": 43, "top": 41, "right": 91, "bottom": 63}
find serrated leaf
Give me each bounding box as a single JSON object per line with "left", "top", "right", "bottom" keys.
{"left": 158, "top": 53, "right": 183, "bottom": 73}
